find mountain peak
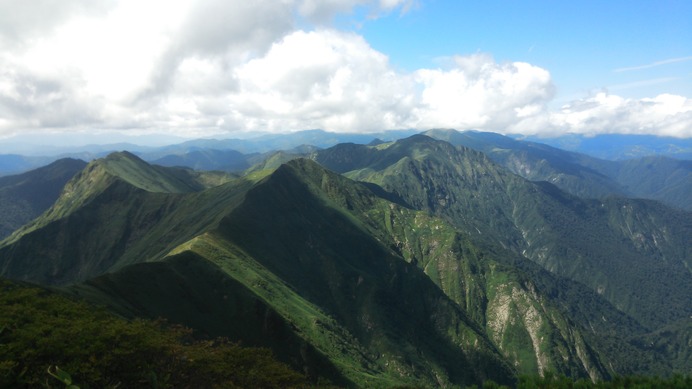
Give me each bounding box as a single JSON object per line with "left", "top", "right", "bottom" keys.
{"left": 92, "top": 151, "right": 203, "bottom": 194}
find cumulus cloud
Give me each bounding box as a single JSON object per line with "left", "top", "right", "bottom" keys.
{"left": 542, "top": 93, "right": 692, "bottom": 137}
{"left": 0, "top": 0, "right": 689, "bottom": 140}
{"left": 224, "top": 30, "right": 416, "bottom": 132}
{"left": 412, "top": 54, "right": 554, "bottom": 130}
{"left": 298, "top": 0, "right": 416, "bottom": 22}
{"left": 0, "top": 0, "right": 116, "bottom": 48}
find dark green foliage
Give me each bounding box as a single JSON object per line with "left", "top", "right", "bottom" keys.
{"left": 70, "top": 253, "right": 354, "bottom": 387}
{"left": 514, "top": 372, "right": 692, "bottom": 389}
{"left": 0, "top": 278, "right": 308, "bottom": 388}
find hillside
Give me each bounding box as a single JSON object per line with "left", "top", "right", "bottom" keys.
{"left": 0, "top": 152, "right": 241, "bottom": 284}
{"left": 0, "top": 158, "right": 86, "bottom": 239}
{"left": 426, "top": 129, "right": 692, "bottom": 211}
{"left": 0, "top": 144, "right": 690, "bottom": 385}
{"left": 0, "top": 153, "right": 515, "bottom": 387}
{"left": 314, "top": 135, "right": 692, "bottom": 331}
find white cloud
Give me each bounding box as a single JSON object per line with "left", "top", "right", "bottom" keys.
{"left": 411, "top": 54, "right": 555, "bottom": 129}
{"left": 0, "top": 0, "right": 116, "bottom": 48}
{"left": 226, "top": 30, "right": 416, "bottom": 132}
{"left": 537, "top": 92, "right": 692, "bottom": 137}
{"left": 297, "top": 0, "right": 415, "bottom": 22}
{"left": 0, "top": 0, "right": 689, "bottom": 141}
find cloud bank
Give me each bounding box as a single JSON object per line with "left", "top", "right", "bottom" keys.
{"left": 0, "top": 0, "right": 690, "bottom": 140}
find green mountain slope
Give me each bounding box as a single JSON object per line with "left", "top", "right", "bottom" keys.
{"left": 1, "top": 148, "right": 689, "bottom": 385}
{"left": 0, "top": 152, "right": 244, "bottom": 284}
{"left": 425, "top": 129, "right": 626, "bottom": 200}
{"left": 0, "top": 158, "right": 86, "bottom": 239}
{"left": 426, "top": 129, "right": 692, "bottom": 211}
{"left": 0, "top": 154, "right": 516, "bottom": 387}
{"left": 91, "top": 160, "right": 515, "bottom": 387}
{"left": 314, "top": 136, "right": 692, "bottom": 331}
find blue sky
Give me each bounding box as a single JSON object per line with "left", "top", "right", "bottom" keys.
{"left": 0, "top": 0, "right": 690, "bottom": 146}
{"left": 355, "top": 0, "right": 692, "bottom": 101}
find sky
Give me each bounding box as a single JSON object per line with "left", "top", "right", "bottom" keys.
{"left": 0, "top": 0, "right": 690, "bottom": 146}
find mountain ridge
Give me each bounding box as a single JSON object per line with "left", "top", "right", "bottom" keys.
{"left": 0, "top": 139, "right": 690, "bottom": 385}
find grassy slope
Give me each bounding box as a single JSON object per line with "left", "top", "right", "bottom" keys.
{"left": 68, "top": 249, "right": 352, "bottom": 387}
{"left": 1, "top": 148, "right": 689, "bottom": 385}
{"left": 207, "top": 160, "right": 515, "bottom": 387}
{"left": 65, "top": 159, "right": 516, "bottom": 387}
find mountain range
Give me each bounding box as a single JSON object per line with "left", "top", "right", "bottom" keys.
{"left": 0, "top": 132, "right": 690, "bottom": 387}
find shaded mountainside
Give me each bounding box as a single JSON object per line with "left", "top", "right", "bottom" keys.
{"left": 426, "top": 129, "right": 692, "bottom": 211}
{"left": 425, "top": 129, "right": 625, "bottom": 201}
{"left": 0, "top": 153, "right": 514, "bottom": 387}
{"left": 79, "top": 159, "right": 517, "bottom": 387}
{"left": 0, "top": 158, "right": 87, "bottom": 239}
{"left": 314, "top": 135, "right": 692, "bottom": 332}
{"left": 0, "top": 145, "right": 690, "bottom": 386}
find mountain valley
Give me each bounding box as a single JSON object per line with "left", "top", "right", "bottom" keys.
{"left": 0, "top": 133, "right": 690, "bottom": 387}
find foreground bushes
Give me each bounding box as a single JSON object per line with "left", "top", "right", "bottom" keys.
{"left": 475, "top": 371, "right": 692, "bottom": 389}
{"left": 0, "top": 278, "right": 307, "bottom": 388}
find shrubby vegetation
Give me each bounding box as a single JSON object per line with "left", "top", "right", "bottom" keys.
{"left": 473, "top": 372, "right": 692, "bottom": 389}
{"left": 0, "top": 278, "right": 308, "bottom": 388}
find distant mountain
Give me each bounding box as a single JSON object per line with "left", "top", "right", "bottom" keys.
{"left": 609, "top": 157, "right": 692, "bottom": 210}
{"left": 426, "top": 130, "right": 692, "bottom": 211}
{"left": 0, "top": 129, "right": 415, "bottom": 175}
{"left": 516, "top": 133, "right": 692, "bottom": 160}
{"left": 425, "top": 129, "right": 626, "bottom": 199}
{"left": 137, "top": 129, "right": 416, "bottom": 160}
{"left": 0, "top": 158, "right": 86, "bottom": 239}
{"left": 0, "top": 154, "right": 60, "bottom": 176}
{"left": 151, "top": 148, "right": 251, "bottom": 172}
{"left": 1, "top": 137, "right": 690, "bottom": 386}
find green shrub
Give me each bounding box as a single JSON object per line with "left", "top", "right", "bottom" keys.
{"left": 0, "top": 278, "right": 308, "bottom": 388}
